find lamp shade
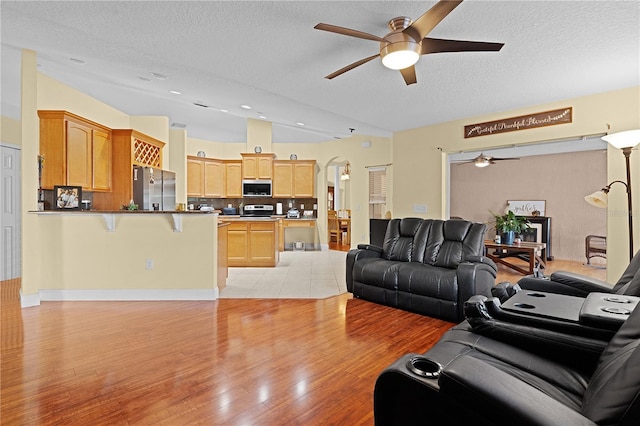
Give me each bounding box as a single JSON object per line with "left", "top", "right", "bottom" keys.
{"left": 584, "top": 190, "right": 608, "bottom": 208}
{"left": 602, "top": 129, "right": 640, "bottom": 149}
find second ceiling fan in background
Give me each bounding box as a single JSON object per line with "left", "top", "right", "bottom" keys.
{"left": 314, "top": 0, "right": 504, "bottom": 85}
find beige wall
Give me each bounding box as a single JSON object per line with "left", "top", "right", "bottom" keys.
{"left": 393, "top": 86, "right": 640, "bottom": 280}
{"left": 1, "top": 116, "right": 21, "bottom": 145}
{"left": 451, "top": 150, "right": 607, "bottom": 262}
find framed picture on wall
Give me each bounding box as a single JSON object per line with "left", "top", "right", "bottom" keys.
{"left": 507, "top": 200, "right": 546, "bottom": 216}
{"left": 54, "top": 185, "right": 82, "bottom": 210}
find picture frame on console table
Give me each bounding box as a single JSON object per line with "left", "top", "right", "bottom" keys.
{"left": 54, "top": 185, "right": 82, "bottom": 210}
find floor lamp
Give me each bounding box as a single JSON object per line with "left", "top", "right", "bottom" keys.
{"left": 584, "top": 129, "right": 639, "bottom": 262}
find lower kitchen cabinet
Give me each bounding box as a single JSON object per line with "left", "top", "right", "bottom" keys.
{"left": 223, "top": 219, "right": 279, "bottom": 267}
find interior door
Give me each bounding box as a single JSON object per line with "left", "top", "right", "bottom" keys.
{"left": 1, "top": 144, "right": 21, "bottom": 280}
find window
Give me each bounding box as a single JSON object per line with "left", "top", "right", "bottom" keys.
{"left": 368, "top": 167, "right": 387, "bottom": 219}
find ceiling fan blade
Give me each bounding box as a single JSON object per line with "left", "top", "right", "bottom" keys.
{"left": 314, "top": 23, "right": 386, "bottom": 42}
{"left": 325, "top": 54, "right": 380, "bottom": 79}
{"left": 490, "top": 157, "right": 520, "bottom": 161}
{"left": 403, "top": 0, "right": 463, "bottom": 42}
{"left": 421, "top": 37, "right": 504, "bottom": 54}
{"left": 400, "top": 66, "right": 417, "bottom": 85}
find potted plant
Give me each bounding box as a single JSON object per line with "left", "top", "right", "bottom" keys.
{"left": 491, "top": 210, "right": 531, "bottom": 245}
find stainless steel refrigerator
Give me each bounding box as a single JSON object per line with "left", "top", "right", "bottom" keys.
{"left": 132, "top": 166, "right": 176, "bottom": 211}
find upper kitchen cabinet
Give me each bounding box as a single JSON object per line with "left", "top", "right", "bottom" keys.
{"left": 38, "top": 110, "right": 112, "bottom": 191}
{"left": 241, "top": 153, "right": 274, "bottom": 180}
{"left": 225, "top": 160, "right": 243, "bottom": 198}
{"left": 273, "top": 160, "right": 315, "bottom": 198}
{"left": 187, "top": 156, "right": 225, "bottom": 197}
{"left": 92, "top": 129, "right": 165, "bottom": 210}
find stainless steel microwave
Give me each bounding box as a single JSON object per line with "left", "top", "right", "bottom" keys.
{"left": 242, "top": 180, "right": 272, "bottom": 197}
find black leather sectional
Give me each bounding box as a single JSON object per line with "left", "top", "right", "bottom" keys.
{"left": 346, "top": 218, "right": 497, "bottom": 322}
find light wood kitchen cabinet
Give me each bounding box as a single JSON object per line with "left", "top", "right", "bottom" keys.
{"left": 224, "top": 160, "right": 243, "bottom": 198}
{"left": 92, "top": 129, "right": 165, "bottom": 210}
{"left": 38, "top": 110, "right": 112, "bottom": 192}
{"left": 241, "top": 153, "right": 274, "bottom": 179}
{"left": 188, "top": 157, "right": 241, "bottom": 198}
{"left": 220, "top": 219, "right": 278, "bottom": 267}
{"left": 187, "top": 157, "right": 205, "bottom": 196}
{"left": 92, "top": 129, "right": 112, "bottom": 191}
{"left": 204, "top": 159, "right": 224, "bottom": 197}
{"left": 272, "top": 160, "right": 315, "bottom": 198}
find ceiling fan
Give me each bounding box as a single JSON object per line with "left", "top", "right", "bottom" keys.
{"left": 314, "top": 0, "right": 504, "bottom": 85}
{"left": 455, "top": 153, "right": 520, "bottom": 168}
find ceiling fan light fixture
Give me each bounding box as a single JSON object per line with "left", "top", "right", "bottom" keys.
{"left": 380, "top": 39, "right": 420, "bottom": 70}
{"left": 474, "top": 159, "right": 490, "bottom": 168}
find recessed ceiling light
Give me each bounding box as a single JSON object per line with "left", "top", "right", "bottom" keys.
{"left": 241, "top": 105, "right": 252, "bottom": 110}
{"left": 296, "top": 122, "right": 305, "bottom": 126}
{"left": 220, "top": 109, "right": 228, "bottom": 113}
{"left": 69, "top": 57, "right": 86, "bottom": 65}
{"left": 259, "top": 115, "right": 267, "bottom": 119}
{"left": 151, "top": 72, "right": 169, "bottom": 80}
{"left": 169, "top": 90, "right": 181, "bottom": 95}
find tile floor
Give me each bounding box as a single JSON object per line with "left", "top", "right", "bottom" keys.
{"left": 219, "top": 249, "right": 348, "bottom": 299}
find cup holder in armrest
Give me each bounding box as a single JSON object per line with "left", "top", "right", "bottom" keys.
{"left": 406, "top": 356, "right": 442, "bottom": 378}
{"left": 603, "top": 296, "right": 633, "bottom": 304}
{"left": 512, "top": 303, "right": 536, "bottom": 309}
{"left": 601, "top": 306, "right": 631, "bottom": 315}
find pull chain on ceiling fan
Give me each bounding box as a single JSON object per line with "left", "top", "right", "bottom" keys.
{"left": 314, "top": 0, "right": 504, "bottom": 85}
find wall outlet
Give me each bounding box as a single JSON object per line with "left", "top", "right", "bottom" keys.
{"left": 313, "top": 204, "right": 317, "bottom": 210}
{"left": 413, "top": 204, "right": 427, "bottom": 214}
{"left": 146, "top": 258, "right": 154, "bottom": 270}
{"left": 300, "top": 204, "right": 304, "bottom": 210}
{"left": 289, "top": 202, "right": 293, "bottom": 208}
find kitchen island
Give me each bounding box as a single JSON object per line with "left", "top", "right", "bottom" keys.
{"left": 217, "top": 217, "right": 279, "bottom": 267}
{"left": 22, "top": 210, "right": 219, "bottom": 307}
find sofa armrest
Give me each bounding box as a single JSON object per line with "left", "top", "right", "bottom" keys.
{"left": 356, "top": 243, "right": 383, "bottom": 254}
{"left": 439, "top": 355, "right": 597, "bottom": 426}
{"left": 518, "top": 271, "right": 613, "bottom": 297}
{"left": 455, "top": 261, "right": 498, "bottom": 319}
{"left": 346, "top": 246, "right": 384, "bottom": 292}
{"left": 466, "top": 255, "right": 498, "bottom": 272}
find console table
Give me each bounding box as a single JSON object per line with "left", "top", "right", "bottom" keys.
{"left": 484, "top": 240, "right": 546, "bottom": 275}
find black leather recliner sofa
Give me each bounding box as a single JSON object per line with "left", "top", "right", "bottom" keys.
{"left": 346, "top": 218, "right": 497, "bottom": 322}
{"left": 374, "top": 295, "right": 640, "bottom": 425}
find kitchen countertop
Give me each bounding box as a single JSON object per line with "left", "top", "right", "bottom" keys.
{"left": 31, "top": 209, "right": 220, "bottom": 214}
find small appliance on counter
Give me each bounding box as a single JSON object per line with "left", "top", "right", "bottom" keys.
{"left": 287, "top": 208, "right": 300, "bottom": 219}
{"left": 222, "top": 207, "right": 237, "bottom": 215}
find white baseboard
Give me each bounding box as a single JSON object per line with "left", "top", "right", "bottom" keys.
{"left": 20, "top": 288, "right": 218, "bottom": 307}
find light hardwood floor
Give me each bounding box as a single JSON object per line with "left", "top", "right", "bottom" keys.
{"left": 1, "top": 255, "right": 608, "bottom": 424}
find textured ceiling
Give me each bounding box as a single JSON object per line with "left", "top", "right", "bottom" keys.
{"left": 1, "top": 1, "right": 639, "bottom": 143}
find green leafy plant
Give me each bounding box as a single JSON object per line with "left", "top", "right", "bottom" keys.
{"left": 491, "top": 210, "right": 531, "bottom": 234}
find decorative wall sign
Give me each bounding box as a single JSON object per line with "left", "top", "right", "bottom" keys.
{"left": 507, "top": 200, "right": 546, "bottom": 216}
{"left": 464, "top": 107, "right": 572, "bottom": 138}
